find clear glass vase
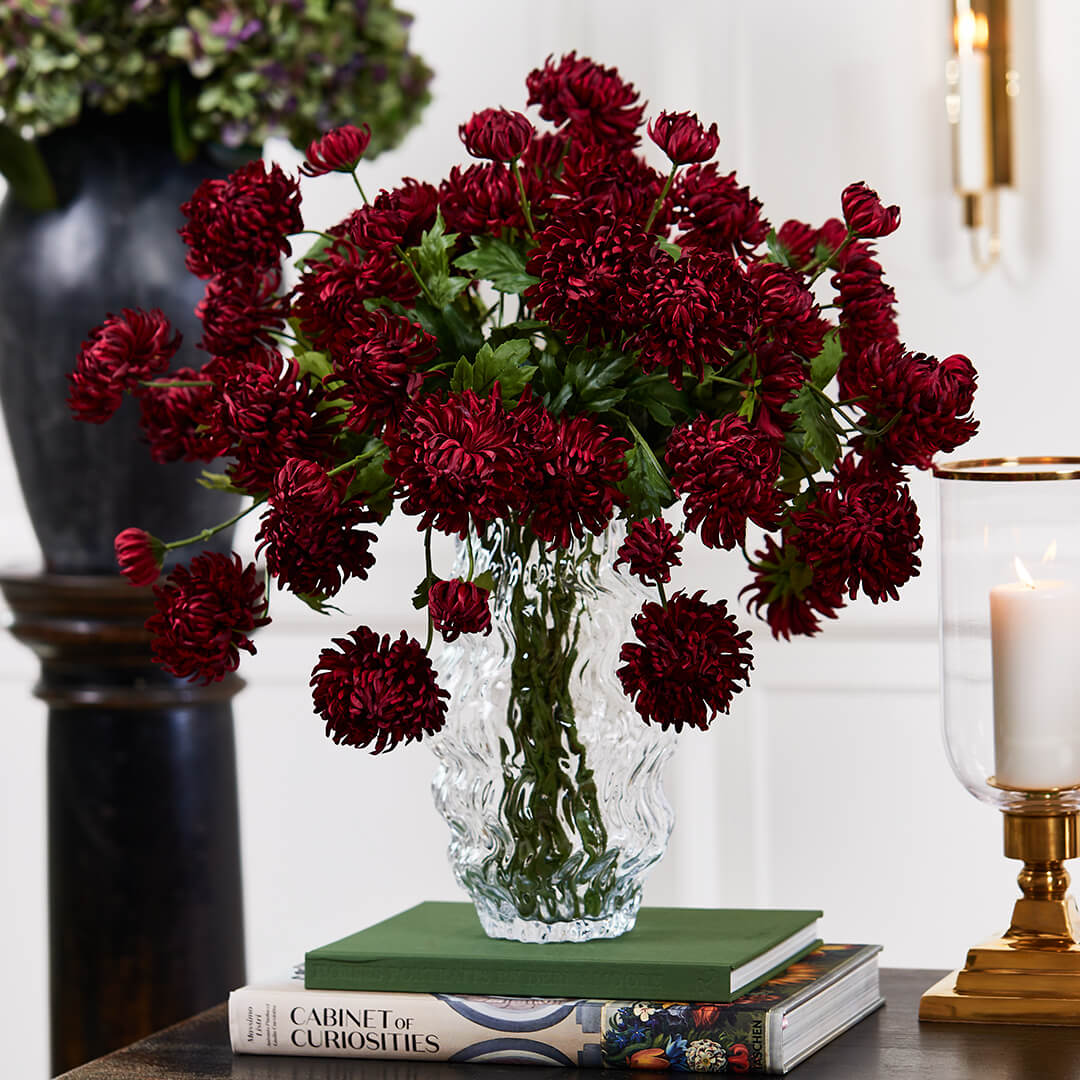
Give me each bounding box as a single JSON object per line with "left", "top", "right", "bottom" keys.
{"left": 430, "top": 520, "right": 677, "bottom": 943}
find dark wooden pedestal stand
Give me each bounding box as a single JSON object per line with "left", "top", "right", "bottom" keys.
{"left": 0, "top": 573, "right": 246, "bottom": 1075}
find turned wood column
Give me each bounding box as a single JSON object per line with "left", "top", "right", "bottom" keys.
{"left": 0, "top": 573, "right": 246, "bottom": 1075}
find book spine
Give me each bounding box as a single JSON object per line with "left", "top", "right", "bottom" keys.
{"left": 228, "top": 987, "right": 780, "bottom": 1072}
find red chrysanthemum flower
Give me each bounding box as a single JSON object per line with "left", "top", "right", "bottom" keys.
{"left": 840, "top": 342, "right": 979, "bottom": 469}
{"left": 521, "top": 130, "right": 571, "bottom": 181}
{"left": 202, "top": 350, "right": 336, "bottom": 492}
{"left": 146, "top": 552, "right": 269, "bottom": 683}
{"left": 114, "top": 527, "right": 165, "bottom": 587}
{"left": 332, "top": 309, "right": 438, "bottom": 435}
{"left": 135, "top": 367, "right": 228, "bottom": 464}
{"left": 179, "top": 160, "right": 302, "bottom": 279}
{"left": 439, "top": 163, "right": 532, "bottom": 238}
{"left": 526, "top": 52, "right": 645, "bottom": 150}
{"left": 775, "top": 219, "right": 819, "bottom": 269}
{"left": 525, "top": 212, "right": 658, "bottom": 346}
{"left": 526, "top": 410, "right": 629, "bottom": 549}
{"left": 672, "top": 165, "right": 769, "bottom": 255}
{"left": 832, "top": 245, "right": 899, "bottom": 369}
{"left": 740, "top": 534, "right": 844, "bottom": 640}
{"left": 196, "top": 265, "right": 289, "bottom": 356}
{"left": 310, "top": 627, "right": 449, "bottom": 753}
{"left": 748, "top": 261, "right": 827, "bottom": 357}
{"left": 68, "top": 308, "right": 181, "bottom": 423}
{"left": 550, "top": 144, "right": 666, "bottom": 228}
{"left": 614, "top": 518, "right": 682, "bottom": 587}
{"left": 647, "top": 110, "right": 720, "bottom": 165}
{"left": 618, "top": 590, "right": 753, "bottom": 731}
{"left": 293, "top": 241, "right": 419, "bottom": 355}
{"left": 459, "top": 108, "right": 534, "bottom": 162}
{"left": 741, "top": 342, "right": 805, "bottom": 440}
{"left": 349, "top": 179, "right": 439, "bottom": 251}
{"left": 299, "top": 123, "right": 372, "bottom": 177}
{"left": 428, "top": 578, "right": 492, "bottom": 642}
{"left": 841, "top": 181, "right": 901, "bottom": 239}
{"left": 256, "top": 458, "right": 377, "bottom": 597}
{"left": 384, "top": 388, "right": 524, "bottom": 538}
{"left": 790, "top": 454, "right": 923, "bottom": 603}
{"left": 666, "top": 415, "right": 784, "bottom": 549}
{"left": 628, "top": 250, "right": 756, "bottom": 386}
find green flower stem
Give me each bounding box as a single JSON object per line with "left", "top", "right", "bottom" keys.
{"left": 497, "top": 523, "right": 614, "bottom": 921}
{"left": 645, "top": 163, "right": 678, "bottom": 233}
{"left": 163, "top": 497, "right": 265, "bottom": 552}
{"left": 510, "top": 159, "right": 537, "bottom": 237}
{"left": 138, "top": 379, "right": 207, "bottom": 389}
{"left": 393, "top": 243, "right": 440, "bottom": 307}
{"left": 657, "top": 581, "right": 668, "bottom": 606}
{"left": 350, "top": 170, "right": 370, "bottom": 206}
{"left": 295, "top": 229, "right": 338, "bottom": 243}
{"left": 807, "top": 229, "right": 855, "bottom": 286}
{"left": 424, "top": 526, "right": 434, "bottom": 652}
{"left": 326, "top": 453, "right": 368, "bottom": 479}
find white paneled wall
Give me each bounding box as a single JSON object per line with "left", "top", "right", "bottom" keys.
{"left": 1, "top": 2, "right": 1071, "bottom": 1076}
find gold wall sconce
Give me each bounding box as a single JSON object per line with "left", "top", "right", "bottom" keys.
{"left": 946, "top": 0, "right": 1016, "bottom": 268}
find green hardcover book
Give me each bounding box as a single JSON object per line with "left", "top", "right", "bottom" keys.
{"left": 305, "top": 902, "right": 823, "bottom": 1003}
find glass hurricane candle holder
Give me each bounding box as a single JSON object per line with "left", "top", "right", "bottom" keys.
{"left": 921, "top": 457, "right": 1080, "bottom": 1025}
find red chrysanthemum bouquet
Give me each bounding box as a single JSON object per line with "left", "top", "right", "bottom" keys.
{"left": 69, "top": 54, "right": 978, "bottom": 934}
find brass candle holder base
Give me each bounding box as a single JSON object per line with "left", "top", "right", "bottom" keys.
{"left": 920, "top": 808, "right": 1080, "bottom": 1025}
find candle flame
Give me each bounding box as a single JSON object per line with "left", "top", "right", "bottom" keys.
{"left": 1014, "top": 556, "right": 1036, "bottom": 588}
{"left": 954, "top": 7, "right": 989, "bottom": 53}
{"left": 1043, "top": 539, "right": 1058, "bottom": 563}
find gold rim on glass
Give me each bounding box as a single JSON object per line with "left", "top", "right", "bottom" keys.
{"left": 933, "top": 456, "right": 1080, "bottom": 482}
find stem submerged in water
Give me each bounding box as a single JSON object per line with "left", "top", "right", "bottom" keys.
{"left": 496, "top": 522, "right": 615, "bottom": 922}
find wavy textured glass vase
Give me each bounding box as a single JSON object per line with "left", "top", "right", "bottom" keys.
{"left": 431, "top": 521, "right": 677, "bottom": 943}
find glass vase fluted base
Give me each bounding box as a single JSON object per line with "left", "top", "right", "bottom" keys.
{"left": 431, "top": 521, "right": 676, "bottom": 943}
{"left": 477, "top": 904, "right": 639, "bottom": 944}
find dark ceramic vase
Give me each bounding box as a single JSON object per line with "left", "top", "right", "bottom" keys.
{"left": 0, "top": 113, "right": 248, "bottom": 1073}
{"left": 0, "top": 111, "right": 239, "bottom": 572}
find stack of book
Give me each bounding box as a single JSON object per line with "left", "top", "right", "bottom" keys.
{"left": 229, "top": 902, "right": 883, "bottom": 1075}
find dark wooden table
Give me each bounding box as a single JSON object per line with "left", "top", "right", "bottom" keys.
{"left": 55, "top": 970, "right": 1080, "bottom": 1080}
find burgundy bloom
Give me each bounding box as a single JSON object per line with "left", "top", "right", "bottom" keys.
{"left": 439, "top": 163, "right": 532, "bottom": 238}
{"left": 525, "top": 213, "right": 658, "bottom": 346}
{"left": 740, "top": 534, "right": 843, "bottom": 640}
{"left": 203, "top": 351, "right": 336, "bottom": 492}
{"left": 459, "top": 108, "right": 534, "bottom": 162}
{"left": 551, "top": 144, "right": 666, "bottom": 228}
{"left": 526, "top": 411, "right": 629, "bottom": 549}
{"left": 332, "top": 309, "right": 438, "bottom": 435}
{"left": 841, "top": 181, "right": 901, "bottom": 239}
{"left": 672, "top": 166, "right": 769, "bottom": 255}
{"left": 791, "top": 454, "right": 923, "bottom": 603}
{"left": 293, "top": 241, "right": 419, "bottom": 355}
{"left": 832, "top": 245, "right": 899, "bottom": 366}
{"left": 740, "top": 342, "right": 805, "bottom": 440}
{"left": 256, "top": 459, "right": 377, "bottom": 597}
{"left": 428, "top": 578, "right": 492, "bottom": 642}
{"left": 147, "top": 552, "right": 269, "bottom": 683}
{"left": 840, "top": 342, "right": 979, "bottom": 469}
{"left": 349, "top": 179, "right": 439, "bottom": 251}
{"left": 180, "top": 160, "right": 302, "bottom": 279}
{"left": 135, "top": 367, "right": 228, "bottom": 464}
{"left": 68, "top": 308, "right": 181, "bottom": 423}
{"left": 310, "top": 627, "right": 449, "bottom": 753}
{"left": 618, "top": 590, "right": 753, "bottom": 731}
{"left": 628, "top": 250, "right": 756, "bottom": 386}
{"left": 114, "top": 527, "right": 164, "bottom": 587}
{"left": 385, "top": 388, "right": 524, "bottom": 538}
{"left": 526, "top": 52, "right": 645, "bottom": 150}
{"left": 197, "top": 266, "right": 289, "bottom": 356}
{"left": 614, "top": 518, "right": 682, "bottom": 587}
{"left": 775, "top": 219, "right": 819, "bottom": 269}
{"left": 521, "top": 130, "right": 570, "bottom": 181}
{"left": 648, "top": 110, "right": 720, "bottom": 166}
{"left": 747, "top": 261, "right": 827, "bottom": 357}
{"left": 666, "top": 415, "right": 784, "bottom": 549}
{"left": 299, "top": 123, "right": 372, "bottom": 177}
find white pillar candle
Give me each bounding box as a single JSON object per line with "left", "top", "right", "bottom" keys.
{"left": 955, "top": 49, "right": 991, "bottom": 193}
{"left": 990, "top": 572, "right": 1080, "bottom": 791}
